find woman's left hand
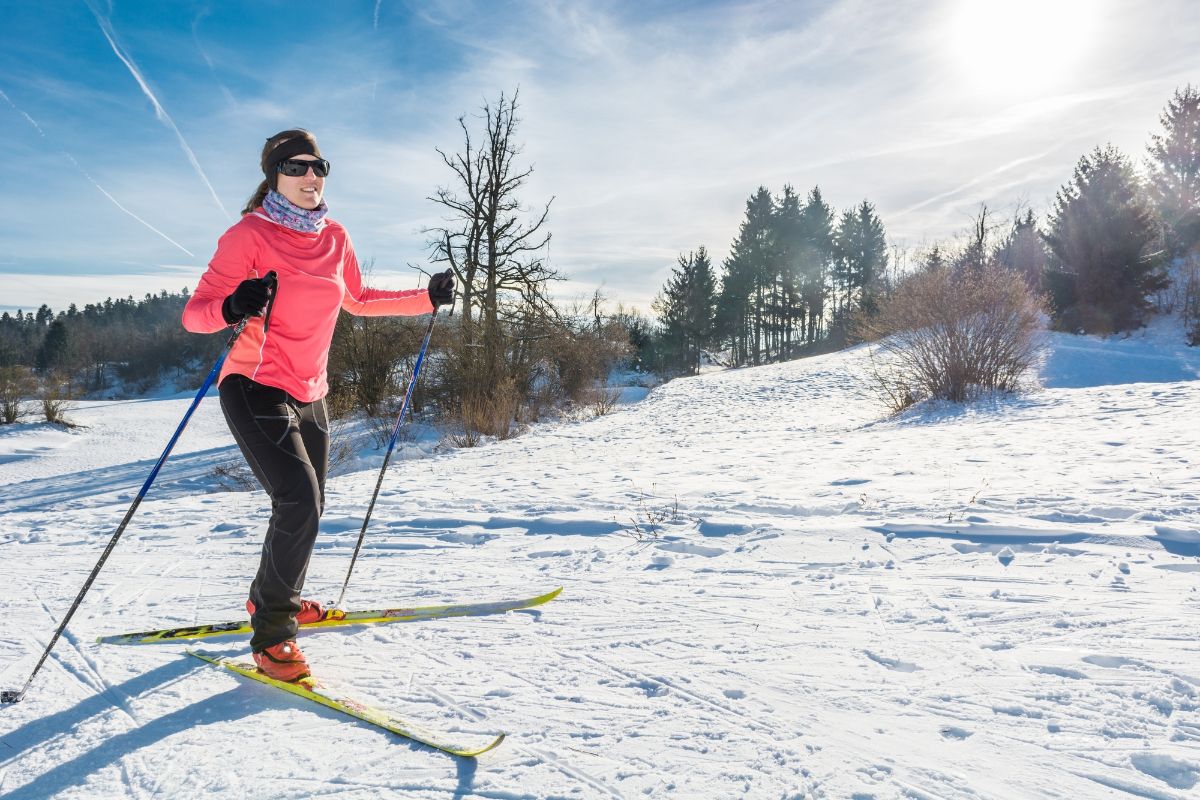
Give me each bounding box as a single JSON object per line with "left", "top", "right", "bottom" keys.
{"left": 428, "top": 270, "right": 456, "bottom": 308}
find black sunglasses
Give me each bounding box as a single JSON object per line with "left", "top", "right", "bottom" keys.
{"left": 277, "top": 158, "right": 330, "bottom": 178}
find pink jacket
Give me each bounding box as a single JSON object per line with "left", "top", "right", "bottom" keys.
{"left": 183, "top": 211, "right": 434, "bottom": 402}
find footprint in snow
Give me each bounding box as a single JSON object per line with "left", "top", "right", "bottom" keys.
{"left": 1030, "top": 665, "right": 1089, "bottom": 680}
{"left": 863, "top": 650, "right": 921, "bottom": 672}
{"left": 527, "top": 549, "right": 574, "bottom": 559}
{"left": 1130, "top": 753, "right": 1200, "bottom": 791}
{"left": 1081, "top": 654, "right": 1146, "bottom": 670}
{"left": 939, "top": 726, "right": 973, "bottom": 740}
{"left": 629, "top": 679, "right": 669, "bottom": 698}
{"left": 655, "top": 540, "right": 725, "bottom": 558}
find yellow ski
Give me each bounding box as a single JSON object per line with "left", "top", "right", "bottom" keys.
{"left": 100, "top": 586, "right": 563, "bottom": 645}
{"left": 189, "top": 650, "right": 505, "bottom": 757}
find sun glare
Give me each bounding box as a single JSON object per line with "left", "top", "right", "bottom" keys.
{"left": 945, "top": 0, "right": 1099, "bottom": 95}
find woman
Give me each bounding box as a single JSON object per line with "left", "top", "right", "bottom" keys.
{"left": 183, "top": 129, "right": 454, "bottom": 682}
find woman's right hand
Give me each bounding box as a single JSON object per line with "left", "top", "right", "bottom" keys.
{"left": 221, "top": 277, "right": 273, "bottom": 325}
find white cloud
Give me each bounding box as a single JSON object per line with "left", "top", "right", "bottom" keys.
{"left": 85, "top": 2, "right": 232, "bottom": 221}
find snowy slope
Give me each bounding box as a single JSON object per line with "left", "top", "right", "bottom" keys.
{"left": 1, "top": 331, "right": 1199, "bottom": 799}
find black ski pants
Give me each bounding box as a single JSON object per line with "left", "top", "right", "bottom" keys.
{"left": 219, "top": 374, "right": 329, "bottom": 652}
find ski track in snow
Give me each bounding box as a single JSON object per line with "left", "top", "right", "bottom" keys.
{"left": 1, "top": 331, "right": 1200, "bottom": 798}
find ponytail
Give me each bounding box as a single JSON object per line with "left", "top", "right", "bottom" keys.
{"left": 242, "top": 179, "right": 270, "bottom": 216}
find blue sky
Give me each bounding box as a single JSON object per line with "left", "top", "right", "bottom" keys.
{"left": 1, "top": 0, "right": 1198, "bottom": 316}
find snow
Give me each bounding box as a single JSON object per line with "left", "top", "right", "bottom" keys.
{"left": 2, "top": 329, "right": 1200, "bottom": 798}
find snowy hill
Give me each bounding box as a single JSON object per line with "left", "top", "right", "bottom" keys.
{"left": 1, "top": 331, "right": 1199, "bottom": 798}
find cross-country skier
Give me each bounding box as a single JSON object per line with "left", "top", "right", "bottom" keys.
{"left": 182, "top": 129, "right": 455, "bottom": 682}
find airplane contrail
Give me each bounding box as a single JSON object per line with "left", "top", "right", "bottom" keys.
{"left": 86, "top": 3, "right": 231, "bottom": 221}
{"left": 1, "top": 88, "right": 196, "bottom": 258}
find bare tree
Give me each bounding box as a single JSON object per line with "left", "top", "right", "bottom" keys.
{"left": 425, "top": 90, "right": 560, "bottom": 393}
{"left": 954, "top": 203, "right": 1004, "bottom": 272}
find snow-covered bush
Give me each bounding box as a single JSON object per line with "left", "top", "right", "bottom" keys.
{"left": 861, "top": 262, "right": 1047, "bottom": 412}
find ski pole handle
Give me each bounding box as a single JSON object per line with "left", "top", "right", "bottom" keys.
{"left": 261, "top": 271, "right": 278, "bottom": 334}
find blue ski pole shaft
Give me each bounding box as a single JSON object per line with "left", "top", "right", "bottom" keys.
{"left": 2, "top": 273, "right": 275, "bottom": 705}
{"left": 335, "top": 309, "right": 439, "bottom": 608}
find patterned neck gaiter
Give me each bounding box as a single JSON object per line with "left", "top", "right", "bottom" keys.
{"left": 262, "top": 190, "right": 329, "bottom": 233}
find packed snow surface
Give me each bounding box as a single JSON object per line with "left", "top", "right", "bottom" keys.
{"left": 1, "top": 330, "right": 1199, "bottom": 798}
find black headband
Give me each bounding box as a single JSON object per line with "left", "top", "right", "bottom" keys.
{"left": 264, "top": 137, "right": 323, "bottom": 189}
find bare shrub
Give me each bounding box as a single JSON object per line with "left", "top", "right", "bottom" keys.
{"left": 40, "top": 371, "right": 77, "bottom": 426}
{"left": 366, "top": 411, "right": 396, "bottom": 450}
{"left": 581, "top": 383, "right": 622, "bottom": 417}
{"left": 859, "top": 262, "right": 1047, "bottom": 413}
{"left": 324, "top": 378, "right": 359, "bottom": 422}
{"left": 211, "top": 459, "right": 257, "bottom": 491}
{"left": 327, "top": 297, "right": 426, "bottom": 418}
{"left": 448, "top": 378, "right": 521, "bottom": 447}
{"left": 365, "top": 402, "right": 419, "bottom": 450}
{"left": 519, "top": 382, "right": 557, "bottom": 424}
{"left": 421, "top": 296, "right": 630, "bottom": 444}
{"left": 327, "top": 415, "right": 358, "bottom": 472}
{"left": 1170, "top": 255, "right": 1200, "bottom": 345}
{"left": 540, "top": 319, "right": 631, "bottom": 405}
{"left": 621, "top": 485, "right": 681, "bottom": 541}
{"left": 1149, "top": 252, "right": 1200, "bottom": 343}
{"left": 0, "top": 365, "right": 35, "bottom": 424}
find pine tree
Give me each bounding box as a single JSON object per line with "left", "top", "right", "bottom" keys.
{"left": 799, "top": 187, "right": 835, "bottom": 343}
{"left": 832, "top": 200, "right": 888, "bottom": 318}
{"left": 994, "top": 210, "right": 1048, "bottom": 290}
{"left": 1044, "top": 144, "right": 1167, "bottom": 332}
{"left": 921, "top": 243, "right": 947, "bottom": 272}
{"left": 36, "top": 319, "right": 70, "bottom": 373}
{"left": 688, "top": 247, "right": 718, "bottom": 367}
{"left": 1147, "top": 85, "right": 1200, "bottom": 258}
{"left": 717, "top": 187, "right": 775, "bottom": 365}
{"left": 772, "top": 186, "right": 804, "bottom": 357}
{"left": 654, "top": 248, "right": 717, "bottom": 375}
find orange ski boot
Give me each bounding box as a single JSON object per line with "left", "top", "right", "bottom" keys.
{"left": 252, "top": 640, "right": 311, "bottom": 683}
{"left": 296, "top": 599, "right": 326, "bottom": 624}
{"left": 246, "top": 598, "right": 326, "bottom": 624}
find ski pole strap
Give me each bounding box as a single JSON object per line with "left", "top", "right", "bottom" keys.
{"left": 335, "top": 309, "right": 439, "bottom": 608}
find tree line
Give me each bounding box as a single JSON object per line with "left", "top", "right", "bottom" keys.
{"left": 654, "top": 186, "right": 889, "bottom": 374}
{"left": 652, "top": 85, "right": 1200, "bottom": 375}
{"left": 5, "top": 85, "right": 1198, "bottom": 424}
{"left": 0, "top": 291, "right": 223, "bottom": 393}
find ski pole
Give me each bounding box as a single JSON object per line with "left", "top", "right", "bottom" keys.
{"left": 1, "top": 272, "right": 276, "bottom": 704}
{"left": 334, "top": 308, "right": 439, "bottom": 608}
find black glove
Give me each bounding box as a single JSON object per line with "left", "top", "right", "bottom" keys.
{"left": 221, "top": 277, "right": 272, "bottom": 325}
{"left": 428, "top": 270, "right": 455, "bottom": 308}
